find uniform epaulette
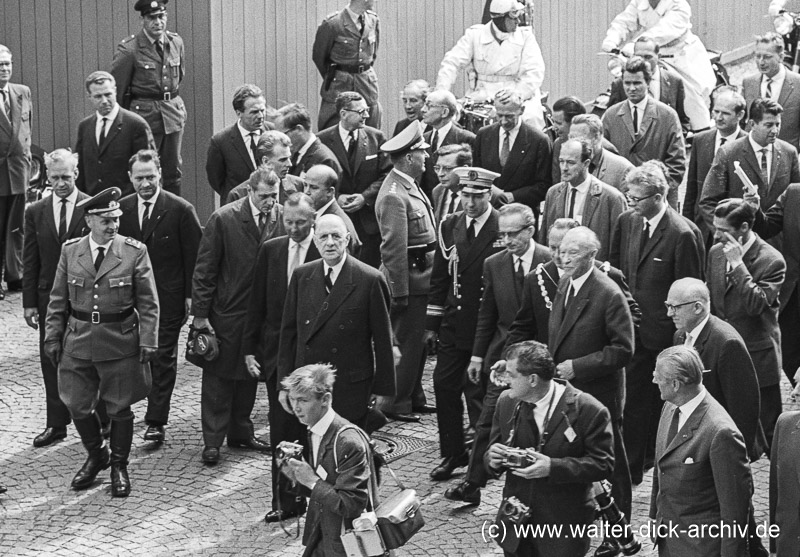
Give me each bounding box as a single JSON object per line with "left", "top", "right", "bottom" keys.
{"left": 125, "top": 237, "right": 143, "bottom": 249}
{"left": 388, "top": 182, "right": 398, "bottom": 195}
{"left": 167, "top": 30, "right": 178, "bottom": 37}
{"left": 365, "top": 9, "right": 377, "bottom": 15}
{"left": 120, "top": 34, "right": 136, "bottom": 45}
{"left": 64, "top": 237, "right": 81, "bottom": 245}
{"left": 325, "top": 11, "right": 339, "bottom": 20}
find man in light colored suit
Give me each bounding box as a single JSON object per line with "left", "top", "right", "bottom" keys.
{"left": 540, "top": 139, "right": 626, "bottom": 261}
{"left": 602, "top": 57, "right": 686, "bottom": 208}
{"left": 569, "top": 114, "right": 633, "bottom": 193}
{"left": 743, "top": 32, "right": 800, "bottom": 151}
{"left": 770, "top": 411, "right": 800, "bottom": 557}
{"left": 650, "top": 345, "right": 752, "bottom": 557}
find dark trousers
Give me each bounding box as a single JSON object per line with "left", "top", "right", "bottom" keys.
{"left": 36, "top": 298, "right": 71, "bottom": 427}
{"left": 266, "top": 371, "right": 307, "bottom": 514}
{"left": 433, "top": 342, "right": 486, "bottom": 457}
{"left": 609, "top": 417, "right": 633, "bottom": 519}
{"left": 780, "top": 287, "right": 800, "bottom": 386}
{"left": 153, "top": 128, "right": 183, "bottom": 196}
{"left": 760, "top": 383, "right": 783, "bottom": 451}
{"left": 358, "top": 230, "right": 382, "bottom": 269}
{"left": 466, "top": 379, "right": 505, "bottom": 487}
{"left": 145, "top": 312, "right": 184, "bottom": 426}
{"left": 0, "top": 193, "right": 23, "bottom": 282}
{"left": 388, "top": 294, "right": 427, "bottom": 414}
{"left": 200, "top": 370, "right": 258, "bottom": 447}
{"left": 623, "top": 346, "right": 663, "bottom": 483}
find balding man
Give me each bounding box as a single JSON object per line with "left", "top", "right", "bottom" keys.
{"left": 569, "top": 114, "right": 633, "bottom": 193}
{"left": 393, "top": 79, "right": 431, "bottom": 137}
{"left": 303, "top": 164, "right": 361, "bottom": 256}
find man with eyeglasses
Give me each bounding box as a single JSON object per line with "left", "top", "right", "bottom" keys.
{"left": 318, "top": 92, "right": 390, "bottom": 268}
{"left": 419, "top": 90, "right": 475, "bottom": 198}
{"left": 610, "top": 161, "right": 703, "bottom": 486}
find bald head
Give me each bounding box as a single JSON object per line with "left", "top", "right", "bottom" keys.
{"left": 304, "top": 164, "right": 339, "bottom": 209}
{"left": 666, "top": 278, "right": 709, "bottom": 333}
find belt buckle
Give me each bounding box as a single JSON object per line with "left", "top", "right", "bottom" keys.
{"left": 163, "top": 92, "right": 172, "bottom": 101}
{"left": 91, "top": 311, "right": 100, "bottom": 324}
{"left": 357, "top": 64, "right": 366, "bottom": 73}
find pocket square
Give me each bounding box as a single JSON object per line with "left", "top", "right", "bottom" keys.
{"left": 365, "top": 154, "right": 377, "bottom": 160}
{"left": 653, "top": 257, "right": 662, "bottom": 262}
{"left": 683, "top": 457, "right": 694, "bottom": 464}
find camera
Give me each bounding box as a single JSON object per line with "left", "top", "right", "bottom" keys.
{"left": 593, "top": 480, "right": 641, "bottom": 555}
{"left": 504, "top": 447, "right": 534, "bottom": 468}
{"left": 276, "top": 441, "right": 304, "bottom": 462}
{"left": 499, "top": 496, "right": 532, "bottom": 525}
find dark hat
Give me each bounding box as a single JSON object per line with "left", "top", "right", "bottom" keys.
{"left": 77, "top": 187, "right": 124, "bottom": 217}
{"left": 134, "top": 0, "right": 168, "bottom": 16}
{"left": 380, "top": 121, "right": 429, "bottom": 154}
{"left": 452, "top": 167, "right": 499, "bottom": 194}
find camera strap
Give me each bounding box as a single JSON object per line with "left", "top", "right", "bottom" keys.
{"left": 508, "top": 385, "right": 557, "bottom": 452}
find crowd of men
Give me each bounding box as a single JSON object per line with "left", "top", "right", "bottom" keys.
{"left": 5, "top": 0, "right": 800, "bottom": 555}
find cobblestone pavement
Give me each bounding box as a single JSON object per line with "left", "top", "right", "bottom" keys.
{"left": 0, "top": 290, "right": 791, "bottom": 556}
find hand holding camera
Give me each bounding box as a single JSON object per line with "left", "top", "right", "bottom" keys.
{"left": 506, "top": 447, "right": 551, "bottom": 479}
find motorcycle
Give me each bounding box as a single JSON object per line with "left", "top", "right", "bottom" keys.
{"left": 457, "top": 94, "right": 555, "bottom": 138}
{"left": 773, "top": 10, "right": 800, "bottom": 71}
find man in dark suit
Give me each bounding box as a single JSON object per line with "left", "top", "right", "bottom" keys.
{"left": 205, "top": 84, "right": 274, "bottom": 204}
{"left": 550, "top": 96, "right": 586, "bottom": 182}
{"left": 425, "top": 168, "right": 503, "bottom": 481}
{"left": 0, "top": 44, "right": 31, "bottom": 296}
{"left": 276, "top": 103, "right": 342, "bottom": 178}
{"left": 119, "top": 150, "right": 201, "bottom": 444}
{"left": 650, "top": 346, "right": 752, "bottom": 557}
{"left": 277, "top": 213, "right": 396, "bottom": 428}
{"left": 192, "top": 168, "right": 282, "bottom": 465}
{"left": 279, "top": 364, "right": 373, "bottom": 557}
{"left": 74, "top": 71, "right": 154, "bottom": 198}
{"left": 242, "top": 193, "right": 320, "bottom": 524}
{"left": 444, "top": 203, "right": 549, "bottom": 505}
{"left": 609, "top": 162, "right": 704, "bottom": 485}
{"left": 602, "top": 57, "right": 686, "bottom": 208}
{"left": 473, "top": 92, "right": 552, "bottom": 215}
{"left": 318, "top": 92, "right": 391, "bottom": 267}
{"left": 569, "top": 114, "right": 633, "bottom": 193}
{"left": 770, "top": 411, "right": 800, "bottom": 557}
{"left": 540, "top": 139, "right": 627, "bottom": 261}
{"left": 743, "top": 33, "right": 800, "bottom": 151}
{"left": 23, "top": 149, "right": 89, "bottom": 447}
{"left": 708, "top": 198, "right": 785, "bottom": 448}
{"left": 700, "top": 98, "right": 800, "bottom": 242}
{"left": 393, "top": 79, "right": 430, "bottom": 137}
{"left": 683, "top": 87, "right": 747, "bottom": 247}
{"left": 430, "top": 143, "right": 474, "bottom": 225}
{"left": 485, "top": 341, "right": 614, "bottom": 557}
{"left": 303, "top": 164, "right": 360, "bottom": 256}
{"left": 419, "top": 90, "right": 475, "bottom": 198}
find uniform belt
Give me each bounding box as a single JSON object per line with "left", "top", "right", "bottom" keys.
{"left": 478, "top": 74, "right": 517, "bottom": 83}
{"left": 71, "top": 307, "right": 134, "bottom": 324}
{"left": 132, "top": 91, "right": 178, "bottom": 101}
{"left": 336, "top": 63, "right": 372, "bottom": 74}
{"left": 408, "top": 241, "right": 437, "bottom": 255}
{"left": 662, "top": 30, "right": 689, "bottom": 50}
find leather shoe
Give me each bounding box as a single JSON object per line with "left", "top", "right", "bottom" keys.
{"left": 430, "top": 452, "right": 469, "bottom": 481}
{"left": 444, "top": 480, "right": 481, "bottom": 505}
{"left": 144, "top": 425, "right": 165, "bottom": 443}
{"left": 71, "top": 447, "right": 111, "bottom": 490}
{"left": 594, "top": 538, "right": 621, "bottom": 557}
{"left": 202, "top": 446, "right": 220, "bottom": 464}
{"left": 412, "top": 404, "right": 437, "bottom": 414}
{"left": 385, "top": 412, "right": 421, "bottom": 423}
{"left": 110, "top": 463, "right": 130, "bottom": 497}
{"left": 227, "top": 436, "right": 271, "bottom": 453}
{"left": 264, "top": 509, "right": 302, "bottom": 523}
{"left": 33, "top": 426, "right": 67, "bottom": 447}
{"left": 0, "top": 485, "right": 6, "bottom": 494}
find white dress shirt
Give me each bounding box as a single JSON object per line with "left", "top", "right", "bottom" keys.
{"left": 309, "top": 406, "right": 336, "bottom": 467}
{"left": 566, "top": 266, "right": 593, "bottom": 306}
{"left": 238, "top": 121, "right": 261, "bottom": 169}
{"left": 498, "top": 119, "right": 522, "bottom": 160}
{"left": 684, "top": 314, "right": 710, "bottom": 347}
{"left": 748, "top": 133, "right": 773, "bottom": 183}
{"left": 52, "top": 188, "right": 79, "bottom": 233}
{"left": 761, "top": 65, "right": 786, "bottom": 101}
{"left": 288, "top": 231, "right": 315, "bottom": 282}
{"left": 532, "top": 381, "right": 565, "bottom": 434}
{"left": 466, "top": 205, "right": 493, "bottom": 238}
{"left": 714, "top": 129, "right": 739, "bottom": 154}
{"left": 324, "top": 253, "right": 348, "bottom": 286}
{"left": 430, "top": 121, "right": 453, "bottom": 152}
{"left": 96, "top": 104, "right": 120, "bottom": 145}
{"left": 650, "top": 65, "right": 661, "bottom": 101}
{"left": 88, "top": 236, "right": 113, "bottom": 268}
{"left": 138, "top": 189, "right": 160, "bottom": 228}
{"left": 296, "top": 134, "right": 318, "bottom": 166}
{"left": 676, "top": 387, "right": 706, "bottom": 431}
{"left": 628, "top": 97, "right": 649, "bottom": 134}
{"left": 565, "top": 175, "right": 591, "bottom": 222}
{"left": 515, "top": 240, "right": 537, "bottom": 275}
{"left": 644, "top": 205, "right": 667, "bottom": 237}
{"left": 339, "top": 124, "right": 358, "bottom": 150}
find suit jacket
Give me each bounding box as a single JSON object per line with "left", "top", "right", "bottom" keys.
{"left": 301, "top": 414, "right": 373, "bottom": 557}
{"left": 674, "top": 316, "right": 764, "bottom": 461}
{"left": 608, "top": 63, "right": 690, "bottom": 130}
{"left": 278, "top": 256, "right": 396, "bottom": 423}
{"left": 743, "top": 69, "right": 800, "bottom": 150}
{"left": 74, "top": 107, "right": 154, "bottom": 197}
{"left": 473, "top": 121, "right": 553, "bottom": 209}
{"left": 420, "top": 123, "right": 476, "bottom": 197}
{"left": 539, "top": 176, "right": 627, "bottom": 261}
{"left": 591, "top": 147, "right": 633, "bottom": 193}
{"left": 241, "top": 235, "right": 320, "bottom": 377}
{"left": 683, "top": 127, "right": 747, "bottom": 241}
{"left": 22, "top": 191, "right": 90, "bottom": 310}
{"left": 290, "top": 137, "right": 342, "bottom": 178}
{"left": 707, "top": 236, "right": 785, "bottom": 388}
{"left": 317, "top": 125, "right": 391, "bottom": 235}
{"left": 227, "top": 174, "right": 304, "bottom": 207}
{"left": 770, "top": 411, "right": 800, "bottom": 557}
{"left": 548, "top": 267, "right": 634, "bottom": 419}
{"left": 192, "top": 197, "right": 278, "bottom": 380}
{"left": 602, "top": 97, "right": 686, "bottom": 205}
{"left": 552, "top": 137, "right": 621, "bottom": 185}
{"left": 485, "top": 385, "right": 614, "bottom": 557}
{"left": 754, "top": 183, "right": 800, "bottom": 310}
{"left": 650, "top": 393, "right": 752, "bottom": 557}
{"left": 471, "top": 244, "right": 550, "bottom": 371}
{"left": 320, "top": 200, "right": 362, "bottom": 257}
{"left": 119, "top": 190, "right": 202, "bottom": 319}
{"left": 610, "top": 208, "right": 704, "bottom": 350}
{"left": 431, "top": 184, "right": 461, "bottom": 225}
{"left": 0, "top": 82, "right": 32, "bottom": 196}
{"left": 700, "top": 135, "right": 800, "bottom": 239}
{"left": 205, "top": 122, "right": 274, "bottom": 203}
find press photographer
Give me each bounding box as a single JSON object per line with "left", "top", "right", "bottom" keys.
{"left": 485, "top": 341, "right": 615, "bottom": 556}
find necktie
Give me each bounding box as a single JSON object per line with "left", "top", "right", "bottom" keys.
{"left": 58, "top": 198, "right": 68, "bottom": 241}
{"left": 565, "top": 283, "right": 575, "bottom": 309}
{"left": 98, "top": 117, "right": 108, "bottom": 146}
{"left": 632, "top": 106, "right": 639, "bottom": 135}
{"left": 467, "top": 218, "right": 476, "bottom": 242}
{"left": 567, "top": 187, "right": 578, "bottom": 218}
{"left": 288, "top": 242, "right": 301, "bottom": 281}
{"left": 155, "top": 40, "right": 164, "bottom": 60}
{"left": 141, "top": 201, "right": 152, "bottom": 233}
{"left": 324, "top": 267, "right": 334, "bottom": 294}
{"left": 666, "top": 407, "right": 681, "bottom": 445}
{"left": 640, "top": 221, "right": 650, "bottom": 255}
{"left": 515, "top": 257, "right": 525, "bottom": 290}
{"left": 765, "top": 77, "right": 773, "bottom": 99}
{"left": 760, "top": 148, "right": 770, "bottom": 184}
{"left": 717, "top": 136, "right": 726, "bottom": 154}
{"left": 94, "top": 246, "right": 105, "bottom": 271}
{"left": 447, "top": 191, "right": 458, "bottom": 215}
{"left": 430, "top": 129, "right": 439, "bottom": 153}
{"left": 258, "top": 213, "right": 266, "bottom": 236}
{"left": 347, "top": 130, "right": 358, "bottom": 169}
{"left": 249, "top": 132, "right": 260, "bottom": 166}
{"left": 358, "top": 14, "right": 365, "bottom": 37}
{"left": 500, "top": 131, "right": 510, "bottom": 168}
{"left": 0, "top": 89, "right": 9, "bottom": 118}
{"left": 684, "top": 332, "right": 693, "bottom": 347}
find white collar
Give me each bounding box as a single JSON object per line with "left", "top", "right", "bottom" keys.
{"left": 569, "top": 266, "right": 593, "bottom": 295}
{"left": 685, "top": 314, "right": 710, "bottom": 346}
{"left": 96, "top": 104, "right": 120, "bottom": 124}
{"left": 748, "top": 133, "right": 773, "bottom": 155}
{"left": 431, "top": 121, "right": 453, "bottom": 147}
{"left": 339, "top": 124, "right": 357, "bottom": 144}
{"left": 716, "top": 129, "right": 739, "bottom": 143}
{"left": 137, "top": 189, "right": 160, "bottom": 208}
{"left": 89, "top": 235, "right": 113, "bottom": 253}
{"left": 291, "top": 229, "right": 315, "bottom": 250}
{"left": 646, "top": 204, "right": 667, "bottom": 232}
{"left": 238, "top": 121, "right": 261, "bottom": 142}
{"left": 297, "top": 134, "right": 317, "bottom": 161}
{"left": 309, "top": 406, "right": 336, "bottom": 439}
{"left": 324, "top": 252, "right": 347, "bottom": 281}
{"left": 514, "top": 240, "right": 536, "bottom": 270}
{"left": 567, "top": 174, "right": 591, "bottom": 192}
{"left": 740, "top": 232, "right": 758, "bottom": 256}
{"left": 54, "top": 188, "right": 79, "bottom": 207}
{"left": 628, "top": 96, "right": 648, "bottom": 113}
{"left": 315, "top": 197, "right": 336, "bottom": 218}
{"left": 248, "top": 196, "right": 263, "bottom": 222}
{"left": 467, "top": 205, "right": 492, "bottom": 228}
{"left": 676, "top": 387, "right": 706, "bottom": 423}
{"left": 500, "top": 119, "right": 522, "bottom": 137}
{"left": 764, "top": 64, "right": 786, "bottom": 84}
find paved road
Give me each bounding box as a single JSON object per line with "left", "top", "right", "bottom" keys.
{"left": 0, "top": 289, "right": 787, "bottom": 556}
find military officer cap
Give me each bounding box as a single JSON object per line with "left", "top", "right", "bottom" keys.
{"left": 489, "top": 0, "right": 524, "bottom": 16}
{"left": 77, "top": 187, "right": 124, "bottom": 217}
{"left": 134, "top": 0, "right": 168, "bottom": 16}
{"left": 380, "top": 121, "right": 430, "bottom": 154}
{"left": 453, "top": 167, "right": 499, "bottom": 194}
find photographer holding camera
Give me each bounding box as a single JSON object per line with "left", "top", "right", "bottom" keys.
{"left": 486, "top": 341, "right": 615, "bottom": 557}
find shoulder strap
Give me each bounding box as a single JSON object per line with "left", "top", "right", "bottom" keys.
{"left": 333, "top": 424, "right": 379, "bottom": 511}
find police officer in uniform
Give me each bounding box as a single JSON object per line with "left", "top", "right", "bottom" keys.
{"left": 375, "top": 123, "right": 438, "bottom": 422}
{"left": 44, "top": 187, "right": 159, "bottom": 498}
{"left": 312, "top": 0, "right": 383, "bottom": 130}
{"left": 111, "top": 0, "right": 186, "bottom": 196}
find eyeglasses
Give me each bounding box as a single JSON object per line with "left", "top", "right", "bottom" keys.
{"left": 424, "top": 102, "right": 447, "bottom": 109}
{"left": 625, "top": 192, "right": 657, "bottom": 203}
{"left": 664, "top": 300, "right": 699, "bottom": 312}
{"left": 498, "top": 225, "right": 532, "bottom": 239}
{"left": 344, "top": 108, "right": 370, "bottom": 117}
{"left": 433, "top": 165, "right": 456, "bottom": 173}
